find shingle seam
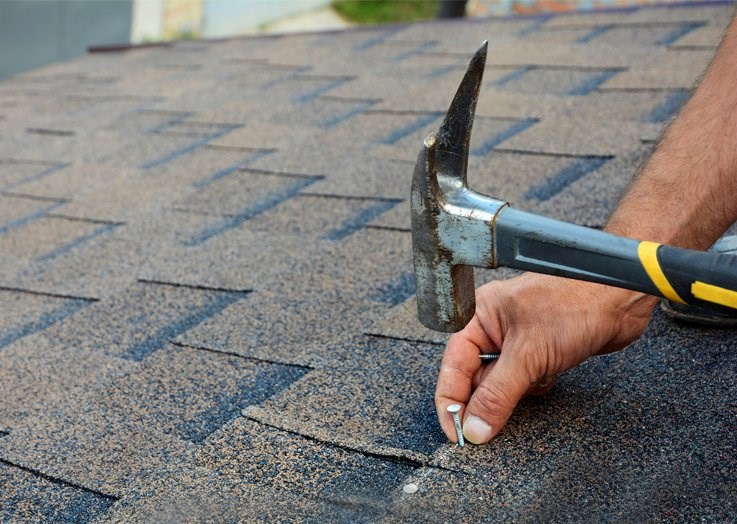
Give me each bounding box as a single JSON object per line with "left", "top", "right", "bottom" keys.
{"left": 0, "top": 158, "right": 60, "bottom": 166}
{"left": 300, "top": 192, "right": 403, "bottom": 203}
{"left": 234, "top": 168, "right": 321, "bottom": 180}
{"left": 497, "top": 143, "right": 621, "bottom": 156}
{"left": 551, "top": 21, "right": 707, "bottom": 31}
{"left": 137, "top": 278, "right": 252, "bottom": 295}
{"left": 365, "top": 225, "right": 411, "bottom": 233}
{"left": 67, "top": 94, "right": 164, "bottom": 103}
{"left": 204, "top": 144, "right": 274, "bottom": 153}
{"left": 599, "top": 86, "right": 691, "bottom": 92}
{"left": 240, "top": 414, "right": 461, "bottom": 473}
{"left": 170, "top": 340, "right": 313, "bottom": 370}
{"left": 493, "top": 148, "right": 614, "bottom": 159}
{"left": 367, "top": 109, "right": 444, "bottom": 116}
{"left": 45, "top": 214, "right": 126, "bottom": 226}
{"left": 669, "top": 45, "right": 717, "bottom": 52}
{"left": 220, "top": 57, "right": 269, "bottom": 65}
{"left": 1, "top": 191, "right": 67, "bottom": 203}
{"left": 365, "top": 333, "right": 446, "bottom": 347}
{"left": 0, "top": 285, "right": 98, "bottom": 302}
{"left": 317, "top": 95, "right": 382, "bottom": 104}
{"left": 495, "top": 64, "right": 625, "bottom": 72}
{"left": 0, "top": 458, "right": 120, "bottom": 501}
{"left": 25, "top": 128, "right": 75, "bottom": 137}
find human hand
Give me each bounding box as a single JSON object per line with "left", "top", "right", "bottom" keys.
{"left": 435, "top": 273, "right": 658, "bottom": 444}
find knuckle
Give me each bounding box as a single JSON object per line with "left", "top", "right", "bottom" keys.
{"left": 516, "top": 342, "right": 550, "bottom": 386}
{"left": 470, "top": 381, "right": 516, "bottom": 420}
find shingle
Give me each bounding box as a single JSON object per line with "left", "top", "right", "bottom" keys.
{"left": 0, "top": 463, "right": 116, "bottom": 524}
{"left": 197, "top": 417, "right": 418, "bottom": 513}
{"left": 0, "top": 343, "right": 306, "bottom": 497}
{"left": 98, "top": 467, "right": 366, "bottom": 523}
{"left": 244, "top": 336, "right": 446, "bottom": 458}
{"left": 40, "top": 281, "right": 249, "bottom": 361}
{"left": 0, "top": 414, "right": 196, "bottom": 498}
{"left": 669, "top": 20, "right": 727, "bottom": 48}
{"left": 0, "top": 333, "right": 135, "bottom": 429}
{"left": 498, "top": 116, "right": 660, "bottom": 155}
{"left": 0, "top": 287, "right": 92, "bottom": 351}
{"left": 306, "top": 157, "right": 413, "bottom": 200}
{"left": 602, "top": 48, "right": 714, "bottom": 89}
{"left": 176, "top": 228, "right": 413, "bottom": 366}
{"left": 0, "top": 214, "right": 119, "bottom": 261}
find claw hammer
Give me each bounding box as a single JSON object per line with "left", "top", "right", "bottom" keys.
{"left": 411, "top": 41, "right": 737, "bottom": 332}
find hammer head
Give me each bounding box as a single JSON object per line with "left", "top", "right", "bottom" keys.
{"left": 411, "top": 41, "right": 506, "bottom": 332}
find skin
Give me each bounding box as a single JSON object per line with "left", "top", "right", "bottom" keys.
{"left": 435, "top": 14, "right": 737, "bottom": 445}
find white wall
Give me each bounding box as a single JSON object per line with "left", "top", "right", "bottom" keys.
{"left": 131, "top": 0, "right": 164, "bottom": 42}
{"left": 203, "top": 0, "right": 329, "bottom": 38}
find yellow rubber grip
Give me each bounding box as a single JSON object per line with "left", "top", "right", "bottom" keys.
{"left": 638, "top": 241, "right": 685, "bottom": 304}
{"left": 691, "top": 281, "right": 737, "bottom": 309}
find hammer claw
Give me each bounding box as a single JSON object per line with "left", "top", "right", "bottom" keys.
{"left": 436, "top": 40, "right": 487, "bottom": 184}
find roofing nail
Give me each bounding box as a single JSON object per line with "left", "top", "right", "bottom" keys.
{"left": 447, "top": 403, "right": 464, "bottom": 447}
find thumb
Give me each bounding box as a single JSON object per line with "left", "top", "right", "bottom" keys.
{"left": 462, "top": 354, "right": 532, "bottom": 444}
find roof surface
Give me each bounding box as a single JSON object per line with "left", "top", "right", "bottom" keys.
{"left": 1, "top": 3, "right": 736, "bottom": 522}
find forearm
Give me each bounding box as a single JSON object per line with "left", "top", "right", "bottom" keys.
{"left": 606, "top": 14, "right": 737, "bottom": 249}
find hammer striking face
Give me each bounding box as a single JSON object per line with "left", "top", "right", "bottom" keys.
{"left": 412, "top": 42, "right": 737, "bottom": 333}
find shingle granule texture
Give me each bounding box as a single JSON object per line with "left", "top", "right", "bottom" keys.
{"left": 1, "top": 3, "right": 736, "bottom": 522}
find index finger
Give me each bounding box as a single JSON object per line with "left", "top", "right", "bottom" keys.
{"left": 434, "top": 315, "right": 497, "bottom": 441}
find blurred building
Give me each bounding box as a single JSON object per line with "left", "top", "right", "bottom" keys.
{"left": 1, "top": 0, "right": 693, "bottom": 80}
{"left": 0, "top": 0, "right": 328, "bottom": 79}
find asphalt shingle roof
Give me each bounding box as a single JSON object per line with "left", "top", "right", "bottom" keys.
{"left": 1, "top": 3, "right": 736, "bottom": 521}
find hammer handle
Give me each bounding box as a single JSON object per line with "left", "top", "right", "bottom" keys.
{"left": 495, "top": 208, "right": 737, "bottom": 311}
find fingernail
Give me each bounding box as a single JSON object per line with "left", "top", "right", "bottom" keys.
{"left": 463, "top": 415, "right": 493, "bottom": 444}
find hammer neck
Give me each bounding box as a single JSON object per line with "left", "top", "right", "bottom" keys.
{"left": 439, "top": 186, "right": 508, "bottom": 268}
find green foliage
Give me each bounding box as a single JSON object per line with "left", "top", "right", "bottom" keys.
{"left": 332, "top": 0, "right": 439, "bottom": 24}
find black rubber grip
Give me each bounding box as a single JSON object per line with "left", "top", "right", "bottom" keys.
{"left": 657, "top": 245, "right": 737, "bottom": 311}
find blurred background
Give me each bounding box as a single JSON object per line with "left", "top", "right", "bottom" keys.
{"left": 0, "top": 0, "right": 694, "bottom": 80}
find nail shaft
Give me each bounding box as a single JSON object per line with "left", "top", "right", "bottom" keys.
{"left": 447, "top": 404, "right": 464, "bottom": 447}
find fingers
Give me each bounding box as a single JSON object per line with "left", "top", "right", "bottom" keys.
{"left": 435, "top": 316, "right": 496, "bottom": 442}
{"left": 462, "top": 353, "right": 532, "bottom": 445}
